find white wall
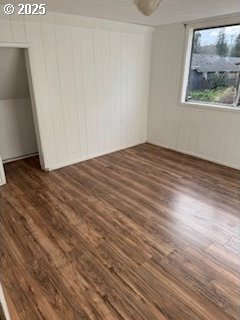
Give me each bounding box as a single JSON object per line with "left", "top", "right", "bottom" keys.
{"left": 0, "top": 48, "right": 29, "bottom": 99}
{"left": 0, "top": 99, "right": 38, "bottom": 161}
{"left": 148, "top": 23, "right": 240, "bottom": 170}
{"left": 0, "top": 10, "right": 153, "bottom": 170}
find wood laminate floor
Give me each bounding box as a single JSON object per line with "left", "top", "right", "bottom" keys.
{"left": 0, "top": 144, "right": 240, "bottom": 320}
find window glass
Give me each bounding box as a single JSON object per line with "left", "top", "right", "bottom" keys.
{"left": 186, "top": 24, "right": 240, "bottom": 108}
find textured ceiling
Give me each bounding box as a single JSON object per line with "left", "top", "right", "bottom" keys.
{"left": 1, "top": 0, "right": 239, "bottom": 26}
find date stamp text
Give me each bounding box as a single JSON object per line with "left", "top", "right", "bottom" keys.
{"left": 4, "top": 3, "right": 46, "bottom": 15}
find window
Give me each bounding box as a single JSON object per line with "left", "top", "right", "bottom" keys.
{"left": 183, "top": 23, "right": 240, "bottom": 109}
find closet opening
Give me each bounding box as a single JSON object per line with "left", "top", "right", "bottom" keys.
{"left": 0, "top": 45, "right": 44, "bottom": 186}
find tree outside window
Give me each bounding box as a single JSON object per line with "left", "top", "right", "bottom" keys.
{"left": 186, "top": 24, "right": 240, "bottom": 108}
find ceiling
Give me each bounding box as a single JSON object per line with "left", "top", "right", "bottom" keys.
{"left": 2, "top": 0, "right": 239, "bottom": 26}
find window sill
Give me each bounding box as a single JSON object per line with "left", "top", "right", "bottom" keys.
{"left": 179, "top": 101, "right": 240, "bottom": 113}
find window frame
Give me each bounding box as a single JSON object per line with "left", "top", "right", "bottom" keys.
{"left": 180, "top": 16, "right": 240, "bottom": 113}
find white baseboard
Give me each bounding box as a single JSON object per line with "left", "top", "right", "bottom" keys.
{"left": 3, "top": 152, "right": 38, "bottom": 164}
{"left": 147, "top": 141, "right": 240, "bottom": 171}
{"left": 45, "top": 142, "right": 146, "bottom": 171}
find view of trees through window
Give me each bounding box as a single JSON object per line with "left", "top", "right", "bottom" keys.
{"left": 186, "top": 24, "right": 240, "bottom": 108}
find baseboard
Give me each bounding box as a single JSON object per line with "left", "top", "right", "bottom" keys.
{"left": 3, "top": 152, "right": 38, "bottom": 164}
{"left": 45, "top": 141, "right": 147, "bottom": 171}
{"left": 147, "top": 141, "right": 240, "bottom": 171}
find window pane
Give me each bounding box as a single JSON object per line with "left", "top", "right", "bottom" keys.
{"left": 186, "top": 24, "right": 240, "bottom": 108}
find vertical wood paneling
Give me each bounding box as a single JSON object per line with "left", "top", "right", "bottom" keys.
{"left": 54, "top": 20, "right": 79, "bottom": 160}
{"left": 110, "top": 31, "right": 121, "bottom": 146}
{"left": 40, "top": 18, "right": 65, "bottom": 162}
{"left": 148, "top": 23, "right": 240, "bottom": 170}
{"left": 0, "top": 16, "right": 13, "bottom": 42}
{"left": 70, "top": 23, "right": 88, "bottom": 158}
{"left": 10, "top": 15, "right": 26, "bottom": 43}
{"left": 24, "top": 16, "right": 57, "bottom": 167}
{"left": 0, "top": 8, "right": 152, "bottom": 170}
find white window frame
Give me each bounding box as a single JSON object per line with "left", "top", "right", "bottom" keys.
{"left": 180, "top": 15, "right": 240, "bottom": 113}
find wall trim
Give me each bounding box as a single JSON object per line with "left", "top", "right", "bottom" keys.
{"left": 3, "top": 152, "right": 38, "bottom": 164}
{"left": 0, "top": 42, "right": 29, "bottom": 48}
{"left": 45, "top": 141, "right": 147, "bottom": 171}
{"left": 147, "top": 141, "right": 240, "bottom": 171}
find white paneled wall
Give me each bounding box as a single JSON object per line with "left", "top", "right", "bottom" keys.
{"left": 0, "top": 9, "right": 152, "bottom": 170}
{"left": 148, "top": 23, "right": 240, "bottom": 170}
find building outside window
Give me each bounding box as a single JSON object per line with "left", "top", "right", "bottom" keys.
{"left": 183, "top": 23, "right": 240, "bottom": 109}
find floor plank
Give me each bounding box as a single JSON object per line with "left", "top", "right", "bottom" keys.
{"left": 1, "top": 143, "right": 239, "bottom": 320}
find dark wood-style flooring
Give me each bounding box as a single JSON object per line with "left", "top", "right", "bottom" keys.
{"left": 1, "top": 144, "right": 240, "bottom": 320}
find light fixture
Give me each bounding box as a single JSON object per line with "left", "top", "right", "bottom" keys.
{"left": 134, "top": 0, "right": 162, "bottom": 16}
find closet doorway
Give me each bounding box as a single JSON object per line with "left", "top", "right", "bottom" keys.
{"left": 0, "top": 44, "right": 44, "bottom": 185}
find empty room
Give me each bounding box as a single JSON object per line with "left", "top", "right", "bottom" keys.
{"left": 0, "top": 0, "right": 239, "bottom": 319}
